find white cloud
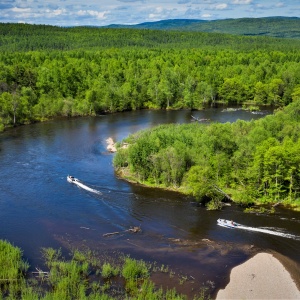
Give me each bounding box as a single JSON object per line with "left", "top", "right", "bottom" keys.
{"left": 52, "top": 9, "right": 66, "bottom": 16}
{"left": 232, "top": 0, "right": 252, "bottom": 4}
{"left": 201, "top": 13, "right": 212, "bottom": 18}
{"left": 117, "top": 0, "right": 143, "bottom": 2}
{"left": 255, "top": 3, "right": 268, "bottom": 9}
{"left": 155, "top": 6, "right": 164, "bottom": 13}
{"left": 215, "top": 3, "right": 228, "bottom": 10}
{"left": 148, "top": 13, "right": 157, "bottom": 19}
{"left": 77, "top": 10, "right": 107, "bottom": 19}
{"left": 147, "top": 6, "right": 178, "bottom": 21}
{"left": 11, "top": 7, "right": 31, "bottom": 13}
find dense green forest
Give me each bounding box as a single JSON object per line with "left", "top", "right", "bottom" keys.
{"left": 2, "top": 22, "right": 300, "bottom": 51}
{"left": 114, "top": 99, "right": 300, "bottom": 210}
{"left": 110, "top": 17, "right": 300, "bottom": 39}
{"left": 1, "top": 23, "right": 300, "bottom": 131}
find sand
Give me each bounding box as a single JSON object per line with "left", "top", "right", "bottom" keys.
{"left": 106, "top": 137, "right": 117, "bottom": 152}
{"left": 216, "top": 252, "right": 300, "bottom": 299}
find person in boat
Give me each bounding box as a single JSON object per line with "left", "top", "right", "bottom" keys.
{"left": 69, "top": 175, "right": 75, "bottom": 182}
{"left": 231, "top": 220, "right": 237, "bottom": 226}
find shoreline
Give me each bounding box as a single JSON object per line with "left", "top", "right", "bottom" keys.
{"left": 215, "top": 252, "right": 300, "bottom": 299}
{"left": 115, "top": 167, "right": 300, "bottom": 211}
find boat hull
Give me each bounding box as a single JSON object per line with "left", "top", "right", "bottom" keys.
{"left": 217, "top": 219, "right": 240, "bottom": 229}
{"left": 67, "top": 175, "right": 78, "bottom": 183}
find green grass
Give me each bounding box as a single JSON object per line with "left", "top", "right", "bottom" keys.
{"left": 101, "top": 263, "right": 119, "bottom": 279}
{"left": 0, "top": 241, "right": 210, "bottom": 299}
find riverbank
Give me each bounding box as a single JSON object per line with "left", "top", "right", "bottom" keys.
{"left": 216, "top": 252, "right": 300, "bottom": 299}
{"left": 116, "top": 167, "right": 300, "bottom": 211}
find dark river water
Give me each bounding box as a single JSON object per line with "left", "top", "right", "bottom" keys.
{"left": 0, "top": 107, "right": 299, "bottom": 298}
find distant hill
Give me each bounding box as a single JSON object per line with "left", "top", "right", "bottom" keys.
{"left": 105, "top": 17, "right": 300, "bottom": 39}
{"left": 107, "top": 19, "right": 206, "bottom": 30}
{"left": 1, "top": 21, "right": 300, "bottom": 52}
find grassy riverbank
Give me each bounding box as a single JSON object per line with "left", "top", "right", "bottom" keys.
{"left": 0, "top": 240, "right": 209, "bottom": 299}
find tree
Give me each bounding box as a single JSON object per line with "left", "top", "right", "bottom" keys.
{"left": 160, "top": 146, "right": 185, "bottom": 187}
{"left": 291, "top": 85, "right": 300, "bottom": 101}
{"left": 219, "top": 77, "right": 245, "bottom": 104}
{"left": 267, "top": 78, "right": 284, "bottom": 105}
{"left": 196, "top": 81, "right": 211, "bottom": 106}
{"left": 182, "top": 75, "right": 197, "bottom": 109}
{"left": 254, "top": 81, "right": 268, "bottom": 104}
{"left": 185, "top": 165, "right": 213, "bottom": 201}
{"left": 158, "top": 77, "right": 173, "bottom": 109}
{"left": 20, "top": 86, "right": 37, "bottom": 121}
{"left": 147, "top": 75, "right": 160, "bottom": 108}
{"left": 0, "top": 92, "right": 11, "bottom": 126}
{"left": 0, "top": 91, "right": 23, "bottom": 126}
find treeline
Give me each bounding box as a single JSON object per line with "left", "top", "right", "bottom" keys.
{"left": 114, "top": 98, "right": 300, "bottom": 209}
{"left": 1, "top": 44, "right": 300, "bottom": 131}
{"left": 1, "top": 23, "right": 300, "bottom": 52}
{"left": 114, "top": 17, "right": 300, "bottom": 39}
{"left": 177, "top": 17, "right": 300, "bottom": 39}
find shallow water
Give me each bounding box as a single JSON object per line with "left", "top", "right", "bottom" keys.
{"left": 0, "top": 108, "right": 299, "bottom": 297}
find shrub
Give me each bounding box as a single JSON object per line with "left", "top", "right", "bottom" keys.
{"left": 121, "top": 258, "right": 149, "bottom": 280}
{"left": 0, "top": 240, "right": 29, "bottom": 281}
{"left": 101, "top": 263, "right": 119, "bottom": 279}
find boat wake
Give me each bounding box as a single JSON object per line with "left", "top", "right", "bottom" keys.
{"left": 67, "top": 176, "right": 102, "bottom": 195}
{"left": 74, "top": 181, "right": 102, "bottom": 195}
{"left": 217, "top": 219, "right": 300, "bottom": 240}
{"left": 238, "top": 225, "right": 300, "bottom": 240}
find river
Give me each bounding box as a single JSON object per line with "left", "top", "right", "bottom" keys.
{"left": 0, "top": 107, "right": 299, "bottom": 298}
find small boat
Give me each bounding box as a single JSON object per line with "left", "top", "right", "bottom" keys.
{"left": 217, "top": 218, "right": 241, "bottom": 229}
{"left": 67, "top": 175, "right": 79, "bottom": 183}
{"left": 67, "top": 175, "right": 102, "bottom": 195}
{"left": 191, "top": 115, "right": 210, "bottom": 122}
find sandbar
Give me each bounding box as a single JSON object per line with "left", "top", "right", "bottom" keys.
{"left": 216, "top": 252, "right": 300, "bottom": 299}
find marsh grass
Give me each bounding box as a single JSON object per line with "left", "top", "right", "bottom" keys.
{"left": 122, "top": 257, "right": 149, "bottom": 280}
{"left": 0, "top": 240, "right": 210, "bottom": 299}
{"left": 0, "top": 240, "right": 30, "bottom": 299}
{"left": 0, "top": 240, "right": 29, "bottom": 281}
{"left": 101, "top": 263, "right": 119, "bottom": 279}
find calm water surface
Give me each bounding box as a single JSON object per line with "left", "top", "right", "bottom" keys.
{"left": 0, "top": 108, "right": 299, "bottom": 297}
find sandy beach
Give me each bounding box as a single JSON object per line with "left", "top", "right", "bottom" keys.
{"left": 216, "top": 252, "right": 300, "bottom": 299}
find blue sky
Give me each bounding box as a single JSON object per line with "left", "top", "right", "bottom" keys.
{"left": 0, "top": 0, "right": 299, "bottom": 26}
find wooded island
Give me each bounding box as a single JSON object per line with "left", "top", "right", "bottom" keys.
{"left": 114, "top": 99, "right": 300, "bottom": 210}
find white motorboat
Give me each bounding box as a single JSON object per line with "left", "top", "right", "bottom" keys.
{"left": 216, "top": 218, "right": 300, "bottom": 240}
{"left": 67, "top": 176, "right": 101, "bottom": 195}
{"left": 217, "top": 218, "right": 241, "bottom": 229}
{"left": 67, "top": 175, "right": 79, "bottom": 183}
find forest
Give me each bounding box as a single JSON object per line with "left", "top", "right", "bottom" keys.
{"left": 2, "top": 22, "right": 300, "bottom": 51}
{"left": 114, "top": 98, "right": 300, "bottom": 209}
{"left": 1, "top": 24, "right": 300, "bottom": 132}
